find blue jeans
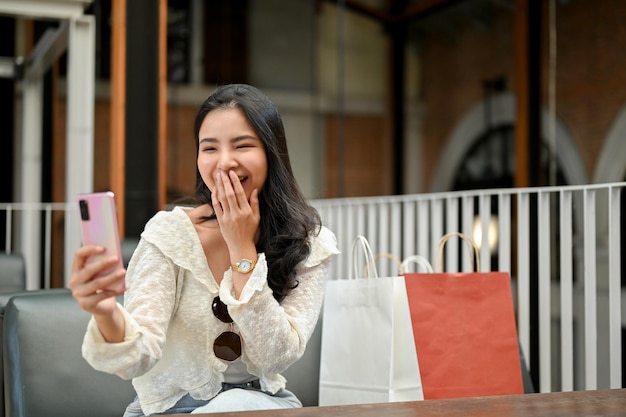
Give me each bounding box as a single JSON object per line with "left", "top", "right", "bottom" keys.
{"left": 123, "top": 382, "right": 302, "bottom": 416}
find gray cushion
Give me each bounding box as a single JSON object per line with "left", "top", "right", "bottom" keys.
{"left": 0, "top": 254, "right": 26, "bottom": 293}
{"left": 3, "top": 291, "right": 134, "bottom": 417}
{"left": 0, "top": 289, "right": 70, "bottom": 417}
{"left": 282, "top": 317, "right": 322, "bottom": 407}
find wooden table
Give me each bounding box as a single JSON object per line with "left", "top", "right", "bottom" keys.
{"left": 187, "top": 389, "right": 626, "bottom": 417}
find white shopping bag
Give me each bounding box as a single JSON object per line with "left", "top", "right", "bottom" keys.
{"left": 318, "top": 236, "right": 424, "bottom": 406}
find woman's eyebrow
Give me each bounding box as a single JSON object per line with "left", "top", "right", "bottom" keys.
{"left": 232, "top": 135, "right": 258, "bottom": 142}
{"left": 199, "top": 135, "right": 259, "bottom": 144}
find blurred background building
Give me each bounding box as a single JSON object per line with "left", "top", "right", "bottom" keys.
{"left": 0, "top": 0, "right": 624, "bottom": 393}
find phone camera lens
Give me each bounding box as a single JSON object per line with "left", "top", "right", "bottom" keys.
{"left": 79, "top": 200, "right": 90, "bottom": 221}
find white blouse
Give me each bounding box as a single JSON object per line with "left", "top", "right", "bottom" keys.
{"left": 81, "top": 206, "right": 340, "bottom": 416}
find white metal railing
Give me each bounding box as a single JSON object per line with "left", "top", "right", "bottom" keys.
{"left": 311, "top": 182, "right": 625, "bottom": 393}
{"left": 1, "top": 182, "right": 623, "bottom": 393}
{"left": 0, "top": 202, "right": 76, "bottom": 290}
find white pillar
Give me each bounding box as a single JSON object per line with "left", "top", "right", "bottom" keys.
{"left": 64, "top": 15, "right": 95, "bottom": 285}
{"left": 17, "top": 69, "right": 43, "bottom": 290}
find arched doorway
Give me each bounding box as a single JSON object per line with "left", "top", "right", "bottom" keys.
{"left": 430, "top": 93, "right": 586, "bottom": 192}
{"left": 452, "top": 124, "right": 567, "bottom": 191}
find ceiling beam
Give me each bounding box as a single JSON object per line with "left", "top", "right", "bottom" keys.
{"left": 0, "top": 0, "right": 93, "bottom": 20}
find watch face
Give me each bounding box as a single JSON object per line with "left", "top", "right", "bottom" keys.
{"left": 238, "top": 259, "right": 252, "bottom": 272}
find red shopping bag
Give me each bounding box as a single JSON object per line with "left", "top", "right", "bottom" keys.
{"left": 403, "top": 232, "right": 524, "bottom": 399}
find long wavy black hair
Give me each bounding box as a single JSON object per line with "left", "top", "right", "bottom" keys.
{"left": 194, "top": 84, "right": 321, "bottom": 301}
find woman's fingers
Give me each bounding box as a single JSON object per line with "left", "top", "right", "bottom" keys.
{"left": 70, "top": 247, "right": 119, "bottom": 284}
{"left": 71, "top": 245, "right": 103, "bottom": 273}
{"left": 211, "top": 170, "right": 260, "bottom": 251}
{"left": 78, "top": 268, "right": 125, "bottom": 294}
{"left": 213, "top": 170, "right": 250, "bottom": 217}
{"left": 217, "top": 170, "right": 239, "bottom": 212}
{"left": 215, "top": 170, "right": 249, "bottom": 210}
{"left": 249, "top": 188, "right": 260, "bottom": 218}
{"left": 215, "top": 170, "right": 230, "bottom": 209}
{"left": 73, "top": 283, "right": 121, "bottom": 312}
{"left": 69, "top": 245, "right": 126, "bottom": 314}
{"left": 228, "top": 170, "right": 250, "bottom": 209}
{"left": 71, "top": 270, "right": 124, "bottom": 314}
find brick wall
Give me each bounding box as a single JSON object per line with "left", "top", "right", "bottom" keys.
{"left": 419, "top": 0, "right": 626, "bottom": 189}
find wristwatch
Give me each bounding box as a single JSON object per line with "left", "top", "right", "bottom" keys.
{"left": 231, "top": 258, "right": 257, "bottom": 273}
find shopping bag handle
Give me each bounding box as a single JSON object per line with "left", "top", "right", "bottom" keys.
{"left": 351, "top": 235, "right": 435, "bottom": 277}
{"left": 350, "top": 235, "right": 378, "bottom": 279}
{"left": 364, "top": 253, "right": 404, "bottom": 277}
{"left": 435, "top": 232, "right": 480, "bottom": 272}
{"left": 401, "top": 255, "right": 434, "bottom": 273}
{"left": 365, "top": 253, "right": 435, "bottom": 275}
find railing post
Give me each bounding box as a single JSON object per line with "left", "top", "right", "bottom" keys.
{"left": 608, "top": 186, "right": 622, "bottom": 388}
{"left": 560, "top": 190, "right": 574, "bottom": 391}
{"left": 583, "top": 188, "right": 597, "bottom": 390}
{"left": 538, "top": 190, "right": 552, "bottom": 392}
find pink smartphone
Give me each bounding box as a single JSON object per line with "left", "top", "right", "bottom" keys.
{"left": 77, "top": 191, "right": 124, "bottom": 291}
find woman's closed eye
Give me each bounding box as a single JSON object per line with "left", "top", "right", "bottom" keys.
{"left": 199, "top": 139, "right": 218, "bottom": 152}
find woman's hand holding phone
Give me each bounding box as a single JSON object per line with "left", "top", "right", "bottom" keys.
{"left": 75, "top": 192, "right": 125, "bottom": 290}
{"left": 69, "top": 245, "right": 127, "bottom": 343}
{"left": 69, "top": 192, "right": 128, "bottom": 342}
{"left": 69, "top": 245, "right": 125, "bottom": 315}
{"left": 71, "top": 190, "right": 126, "bottom": 310}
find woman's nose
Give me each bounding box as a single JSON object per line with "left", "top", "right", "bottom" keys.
{"left": 217, "top": 150, "right": 238, "bottom": 171}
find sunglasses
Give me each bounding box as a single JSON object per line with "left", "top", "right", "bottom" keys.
{"left": 212, "top": 296, "right": 242, "bottom": 361}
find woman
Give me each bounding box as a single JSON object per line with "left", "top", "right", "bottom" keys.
{"left": 69, "top": 84, "right": 339, "bottom": 416}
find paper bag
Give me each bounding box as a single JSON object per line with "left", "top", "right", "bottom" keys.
{"left": 318, "top": 236, "right": 424, "bottom": 406}
{"left": 403, "top": 232, "right": 524, "bottom": 399}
